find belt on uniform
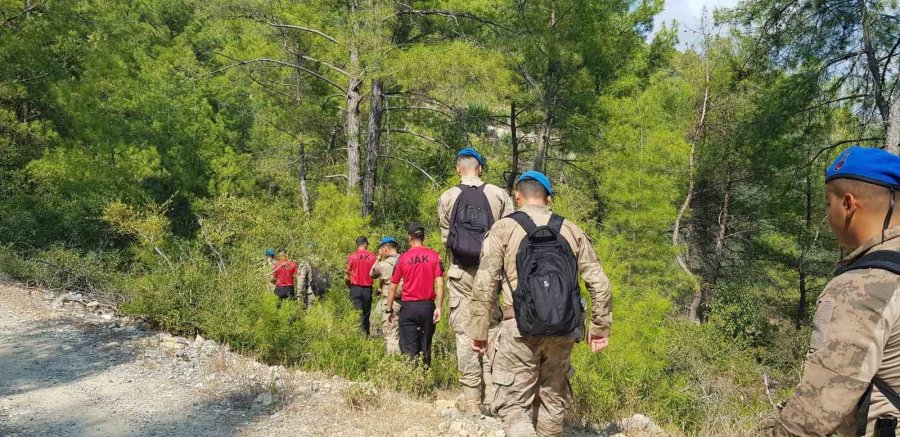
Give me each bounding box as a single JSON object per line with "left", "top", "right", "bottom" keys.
{"left": 502, "top": 306, "right": 515, "bottom": 320}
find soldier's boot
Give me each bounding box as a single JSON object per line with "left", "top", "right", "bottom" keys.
{"left": 456, "top": 386, "right": 482, "bottom": 417}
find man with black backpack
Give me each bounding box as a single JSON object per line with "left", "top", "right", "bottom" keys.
{"left": 438, "top": 147, "right": 514, "bottom": 415}
{"left": 468, "top": 171, "right": 611, "bottom": 437}
{"left": 775, "top": 147, "right": 900, "bottom": 437}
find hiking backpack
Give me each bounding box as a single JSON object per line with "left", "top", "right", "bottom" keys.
{"left": 503, "top": 212, "right": 581, "bottom": 337}
{"left": 446, "top": 184, "right": 494, "bottom": 267}
{"left": 839, "top": 250, "right": 900, "bottom": 436}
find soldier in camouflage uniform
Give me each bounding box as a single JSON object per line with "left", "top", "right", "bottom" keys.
{"left": 469, "top": 171, "right": 612, "bottom": 437}
{"left": 297, "top": 259, "right": 313, "bottom": 309}
{"left": 775, "top": 147, "right": 900, "bottom": 436}
{"left": 371, "top": 237, "right": 402, "bottom": 354}
{"left": 439, "top": 148, "right": 515, "bottom": 415}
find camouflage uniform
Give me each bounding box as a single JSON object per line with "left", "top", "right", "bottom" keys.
{"left": 297, "top": 261, "right": 314, "bottom": 308}
{"left": 775, "top": 226, "right": 900, "bottom": 436}
{"left": 371, "top": 255, "right": 401, "bottom": 355}
{"left": 263, "top": 259, "right": 276, "bottom": 292}
{"left": 469, "top": 204, "right": 612, "bottom": 437}
{"left": 439, "top": 175, "right": 515, "bottom": 409}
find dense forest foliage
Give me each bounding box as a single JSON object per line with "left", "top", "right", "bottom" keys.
{"left": 2, "top": 0, "right": 898, "bottom": 433}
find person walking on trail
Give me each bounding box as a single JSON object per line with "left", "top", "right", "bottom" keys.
{"left": 346, "top": 236, "right": 377, "bottom": 336}
{"left": 271, "top": 251, "right": 299, "bottom": 305}
{"left": 386, "top": 223, "right": 445, "bottom": 366}
{"left": 438, "top": 147, "right": 514, "bottom": 415}
{"left": 297, "top": 258, "right": 313, "bottom": 309}
{"left": 469, "top": 171, "right": 612, "bottom": 437}
{"left": 774, "top": 147, "right": 900, "bottom": 437}
{"left": 371, "top": 237, "right": 402, "bottom": 355}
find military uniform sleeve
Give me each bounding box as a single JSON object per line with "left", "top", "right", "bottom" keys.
{"left": 775, "top": 273, "right": 898, "bottom": 436}
{"left": 572, "top": 224, "right": 612, "bottom": 338}
{"left": 390, "top": 258, "right": 403, "bottom": 284}
{"left": 438, "top": 190, "right": 453, "bottom": 245}
{"left": 469, "top": 221, "right": 508, "bottom": 341}
{"left": 370, "top": 262, "right": 381, "bottom": 279}
{"left": 300, "top": 263, "right": 311, "bottom": 293}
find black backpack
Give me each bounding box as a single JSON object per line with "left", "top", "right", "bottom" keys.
{"left": 502, "top": 212, "right": 581, "bottom": 337}
{"left": 310, "top": 268, "right": 332, "bottom": 297}
{"left": 840, "top": 250, "right": 900, "bottom": 436}
{"left": 447, "top": 184, "right": 494, "bottom": 267}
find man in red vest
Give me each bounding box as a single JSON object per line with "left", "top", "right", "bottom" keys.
{"left": 386, "top": 223, "right": 445, "bottom": 366}
{"left": 271, "top": 250, "right": 298, "bottom": 307}
{"left": 346, "top": 236, "right": 377, "bottom": 336}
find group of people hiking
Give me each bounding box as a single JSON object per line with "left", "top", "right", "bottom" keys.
{"left": 260, "top": 145, "right": 900, "bottom": 437}
{"left": 336, "top": 147, "right": 613, "bottom": 437}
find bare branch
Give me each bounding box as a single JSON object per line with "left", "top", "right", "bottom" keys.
{"left": 387, "top": 128, "right": 451, "bottom": 150}
{"left": 204, "top": 54, "right": 347, "bottom": 94}
{"left": 233, "top": 15, "right": 339, "bottom": 43}
{"left": 395, "top": 4, "right": 512, "bottom": 33}
{"left": 381, "top": 155, "right": 438, "bottom": 187}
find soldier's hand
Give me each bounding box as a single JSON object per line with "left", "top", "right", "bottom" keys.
{"left": 387, "top": 312, "right": 394, "bottom": 324}
{"left": 589, "top": 335, "right": 608, "bottom": 353}
{"left": 432, "top": 308, "right": 442, "bottom": 324}
{"left": 471, "top": 339, "right": 487, "bottom": 354}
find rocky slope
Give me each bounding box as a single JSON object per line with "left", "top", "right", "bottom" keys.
{"left": 0, "top": 278, "right": 665, "bottom": 436}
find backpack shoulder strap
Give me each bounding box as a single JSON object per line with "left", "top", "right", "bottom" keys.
{"left": 856, "top": 376, "right": 900, "bottom": 436}
{"left": 548, "top": 214, "right": 565, "bottom": 233}
{"left": 836, "top": 250, "right": 900, "bottom": 276}
{"left": 508, "top": 211, "right": 538, "bottom": 235}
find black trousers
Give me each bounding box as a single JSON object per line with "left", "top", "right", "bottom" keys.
{"left": 274, "top": 286, "right": 295, "bottom": 308}
{"left": 398, "top": 300, "right": 436, "bottom": 367}
{"left": 349, "top": 285, "right": 373, "bottom": 336}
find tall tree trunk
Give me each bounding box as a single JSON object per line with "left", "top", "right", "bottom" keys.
{"left": 508, "top": 101, "right": 519, "bottom": 192}
{"left": 535, "top": 109, "right": 552, "bottom": 173}
{"left": 362, "top": 80, "right": 383, "bottom": 218}
{"left": 681, "top": 61, "right": 709, "bottom": 322}
{"left": 533, "top": 4, "right": 558, "bottom": 173}
{"left": 299, "top": 143, "right": 310, "bottom": 214}
{"left": 798, "top": 165, "right": 812, "bottom": 327}
{"left": 690, "top": 179, "right": 732, "bottom": 322}
{"left": 887, "top": 96, "right": 900, "bottom": 156}
{"left": 346, "top": 0, "right": 362, "bottom": 191}
{"left": 858, "top": 0, "right": 889, "bottom": 123}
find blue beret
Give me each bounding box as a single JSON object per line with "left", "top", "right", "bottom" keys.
{"left": 826, "top": 146, "right": 900, "bottom": 189}
{"left": 378, "top": 237, "right": 398, "bottom": 247}
{"left": 457, "top": 148, "right": 485, "bottom": 166}
{"left": 517, "top": 170, "right": 553, "bottom": 195}
{"left": 264, "top": 249, "right": 275, "bottom": 256}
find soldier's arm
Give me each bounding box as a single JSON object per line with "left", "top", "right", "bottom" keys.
{"left": 468, "top": 223, "right": 507, "bottom": 341}
{"left": 573, "top": 225, "right": 612, "bottom": 339}
{"left": 438, "top": 191, "right": 452, "bottom": 245}
{"left": 775, "top": 273, "right": 899, "bottom": 436}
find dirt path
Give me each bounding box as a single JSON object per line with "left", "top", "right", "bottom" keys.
{"left": 0, "top": 280, "right": 505, "bottom": 437}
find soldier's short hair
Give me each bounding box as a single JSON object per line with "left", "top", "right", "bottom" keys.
{"left": 381, "top": 241, "right": 398, "bottom": 250}
{"left": 516, "top": 178, "right": 549, "bottom": 199}
{"left": 829, "top": 178, "right": 894, "bottom": 207}
{"left": 456, "top": 155, "right": 481, "bottom": 170}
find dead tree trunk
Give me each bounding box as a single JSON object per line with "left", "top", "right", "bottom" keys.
{"left": 858, "top": 0, "right": 889, "bottom": 124}
{"left": 299, "top": 143, "right": 310, "bottom": 213}
{"left": 508, "top": 101, "right": 519, "bottom": 192}
{"left": 680, "top": 60, "right": 709, "bottom": 322}
{"left": 797, "top": 164, "right": 812, "bottom": 327}
{"left": 689, "top": 179, "right": 732, "bottom": 322}
{"left": 887, "top": 96, "right": 900, "bottom": 156}
{"left": 362, "top": 80, "right": 383, "bottom": 218}
{"left": 533, "top": 4, "right": 558, "bottom": 173}
{"left": 346, "top": 0, "right": 362, "bottom": 191}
